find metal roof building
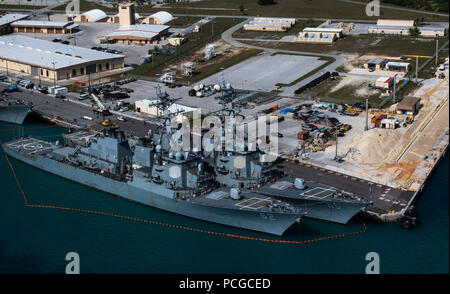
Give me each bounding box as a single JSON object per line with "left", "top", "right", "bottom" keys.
{"left": 105, "top": 24, "right": 170, "bottom": 45}
{"left": 11, "top": 20, "right": 79, "bottom": 34}
{"left": 142, "top": 11, "right": 174, "bottom": 25}
{"left": 73, "top": 9, "right": 108, "bottom": 23}
{"left": 0, "top": 35, "right": 124, "bottom": 80}
{"left": 0, "top": 13, "right": 29, "bottom": 35}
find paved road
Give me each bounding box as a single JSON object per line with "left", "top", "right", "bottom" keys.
{"left": 0, "top": 83, "right": 156, "bottom": 137}
{"left": 280, "top": 161, "right": 414, "bottom": 215}
{"left": 220, "top": 20, "right": 348, "bottom": 97}
{"left": 339, "top": 0, "right": 449, "bottom": 17}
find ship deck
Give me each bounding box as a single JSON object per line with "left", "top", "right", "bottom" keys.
{"left": 3, "top": 137, "right": 54, "bottom": 156}
{"left": 255, "top": 177, "right": 367, "bottom": 203}
{"left": 189, "top": 187, "right": 299, "bottom": 214}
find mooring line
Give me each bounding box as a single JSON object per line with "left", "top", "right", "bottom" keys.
{"left": 5, "top": 154, "right": 367, "bottom": 245}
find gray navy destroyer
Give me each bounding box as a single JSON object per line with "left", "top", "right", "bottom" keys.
{"left": 2, "top": 86, "right": 370, "bottom": 235}
{"left": 0, "top": 98, "right": 32, "bottom": 124}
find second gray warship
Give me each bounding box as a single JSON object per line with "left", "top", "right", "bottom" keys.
{"left": 0, "top": 98, "right": 32, "bottom": 124}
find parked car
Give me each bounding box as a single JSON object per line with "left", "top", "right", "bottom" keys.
{"left": 55, "top": 93, "right": 66, "bottom": 99}
{"left": 117, "top": 116, "right": 126, "bottom": 122}
{"left": 36, "top": 86, "right": 48, "bottom": 94}
{"left": 0, "top": 74, "right": 8, "bottom": 82}
{"left": 52, "top": 38, "right": 62, "bottom": 42}
{"left": 61, "top": 40, "right": 70, "bottom": 45}
{"left": 78, "top": 94, "right": 90, "bottom": 100}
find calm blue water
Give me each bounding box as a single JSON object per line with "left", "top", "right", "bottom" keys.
{"left": 0, "top": 121, "right": 448, "bottom": 274}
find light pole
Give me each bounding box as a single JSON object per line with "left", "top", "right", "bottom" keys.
{"left": 51, "top": 61, "right": 57, "bottom": 95}
{"left": 392, "top": 74, "right": 397, "bottom": 104}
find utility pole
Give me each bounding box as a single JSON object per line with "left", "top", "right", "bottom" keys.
{"left": 435, "top": 39, "right": 439, "bottom": 66}
{"left": 393, "top": 74, "right": 397, "bottom": 104}
{"left": 52, "top": 61, "right": 57, "bottom": 95}
{"left": 364, "top": 98, "right": 369, "bottom": 131}
{"left": 415, "top": 56, "right": 418, "bottom": 83}
{"left": 334, "top": 131, "right": 338, "bottom": 160}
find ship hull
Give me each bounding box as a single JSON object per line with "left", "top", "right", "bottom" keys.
{"left": 0, "top": 105, "right": 32, "bottom": 124}
{"left": 3, "top": 147, "right": 301, "bottom": 236}
{"left": 274, "top": 197, "right": 367, "bottom": 224}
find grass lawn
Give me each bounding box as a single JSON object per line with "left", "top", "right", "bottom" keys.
{"left": 0, "top": 4, "right": 46, "bottom": 10}
{"left": 165, "top": 0, "right": 448, "bottom": 21}
{"left": 179, "top": 48, "right": 263, "bottom": 84}
{"left": 128, "top": 18, "right": 243, "bottom": 79}
{"left": 240, "top": 35, "right": 447, "bottom": 57}
{"left": 418, "top": 50, "right": 449, "bottom": 79}
{"left": 302, "top": 77, "right": 383, "bottom": 106}
{"left": 232, "top": 19, "right": 322, "bottom": 40}
{"left": 166, "top": 16, "right": 202, "bottom": 28}
{"left": 51, "top": 0, "right": 116, "bottom": 12}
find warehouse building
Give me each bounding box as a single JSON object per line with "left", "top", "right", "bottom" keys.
{"left": 11, "top": 20, "right": 79, "bottom": 34}
{"left": 135, "top": 99, "right": 196, "bottom": 117}
{"left": 368, "top": 19, "right": 446, "bottom": 37}
{"left": 141, "top": 11, "right": 174, "bottom": 25}
{"left": 396, "top": 97, "right": 421, "bottom": 115}
{"left": 418, "top": 26, "right": 447, "bottom": 37}
{"left": 0, "top": 13, "right": 29, "bottom": 35}
{"left": 105, "top": 24, "right": 170, "bottom": 45}
{"left": 244, "top": 17, "right": 295, "bottom": 32}
{"left": 0, "top": 35, "right": 124, "bottom": 80}
{"left": 375, "top": 76, "right": 394, "bottom": 89}
{"left": 73, "top": 9, "right": 108, "bottom": 23}
{"left": 294, "top": 27, "right": 343, "bottom": 43}
{"left": 386, "top": 61, "right": 410, "bottom": 72}
{"left": 364, "top": 58, "right": 388, "bottom": 70}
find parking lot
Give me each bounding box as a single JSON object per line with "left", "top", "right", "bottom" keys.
{"left": 200, "top": 52, "right": 327, "bottom": 92}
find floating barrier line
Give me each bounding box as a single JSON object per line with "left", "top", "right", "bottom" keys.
{"left": 0, "top": 125, "right": 58, "bottom": 133}
{"left": 5, "top": 154, "right": 367, "bottom": 245}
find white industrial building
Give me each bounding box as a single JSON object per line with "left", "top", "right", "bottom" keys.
{"left": 73, "top": 9, "right": 108, "bottom": 23}
{"left": 105, "top": 24, "right": 170, "bottom": 45}
{"left": 294, "top": 27, "right": 343, "bottom": 43}
{"left": 141, "top": 11, "right": 174, "bottom": 25}
{"left": 0, "top": 35, "right": 124, "bottom": 80}
{"left": 0, "top": 13, "right": 29, "bottom": 35}
{"left": 375, "top": 76, "right": 394, "bottom": 89}
{"left": 385, "top": 61, "right": 411, "bottom": 72}
{"left": 368, "top": 19, "right": 446, "bottom": 37}
{"left": 135, "top": 99, "right": 196, "bottom": 117}
{"left": 11, "top": 20, "right": 79, "bottom": 34}
{"left": 244, "top": 17, "right": 296, "bottom": 32}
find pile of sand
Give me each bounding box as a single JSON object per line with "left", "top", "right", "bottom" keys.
{"left": 345, "top": 128, "right": 402, "bottom": 165}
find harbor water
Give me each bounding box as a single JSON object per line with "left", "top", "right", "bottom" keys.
{"left": 0, "top": 121, "right": 448, "bottom": 274}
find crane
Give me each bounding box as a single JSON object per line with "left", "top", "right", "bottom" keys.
{"left": 91, "top": 93, "right": 110, "bottom": 116}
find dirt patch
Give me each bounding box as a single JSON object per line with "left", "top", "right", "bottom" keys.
{"left": 371, "top": 161, "right": 420, "bottom": 182}
{"left": 344, "top": 128, "right": 403, "bottom": 165}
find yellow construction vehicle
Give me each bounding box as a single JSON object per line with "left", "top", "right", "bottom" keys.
{"left": 371, "top": 114, "right": 381, "bottom": 123}
{"left": 101, "top": 119, "right": 112, "bottom": 126}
